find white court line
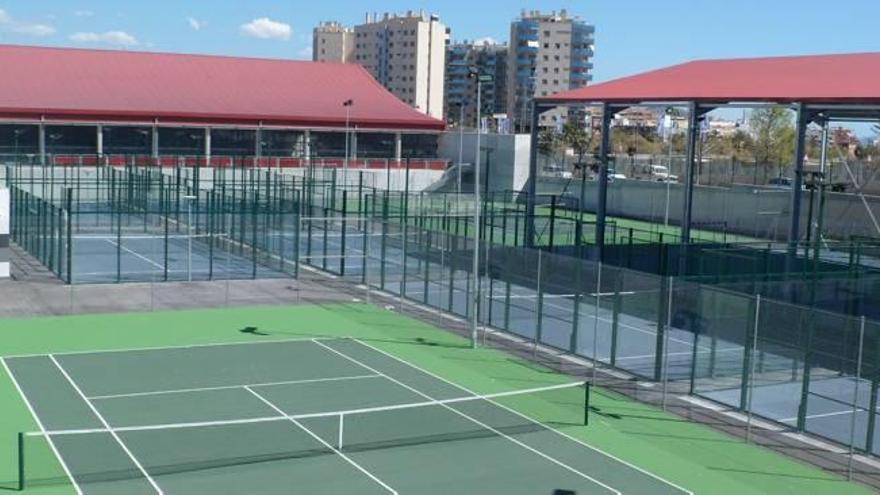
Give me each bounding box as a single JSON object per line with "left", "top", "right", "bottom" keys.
{"left": 1, "top": 357, "right": 84, "bottom": 495}
{"left": 778, "top": 406, "right": 880, "bottom": 423}
{"left": 4, "top": 335, "right": 326, "bottom": 359}
{"left": 498, "top": 290, "right": 706, "bottom": 353}
{"left": 311, "top": 339, "right": 622, "bottom": 495}
{"left": 49, "top": 355, "right": 164, "bottom": 494}
{"left": 350, "top": 338, "right": 694, "bottom": 495}
{"left": 243, "top": 386, "right": 398, "bottom": 494}
{"left": 89, "top": 374, "right": 382, "bottom": 400}
{"left": 103, "top": 238, "right": 164, "bottom": 270}
{"left": 613, "top": 347, "right": 744, "bottom": 362}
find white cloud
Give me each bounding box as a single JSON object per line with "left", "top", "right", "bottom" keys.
{"left": 240, "top": 17, "right": 290, "bottom": 40}
{"left": 473, "top": 37, "right": 499, "bottom": 46}
{"left": 0, "top": 8, "right": 56, "bottom": 37}
{"left": 74, "top": 10, "right": 94, "bottom": 17}
{"left": 70, "top": 30, "right": 138, "bottom": 46}
{"left": 187, "top": 17, "right": 206, "bottom": 31}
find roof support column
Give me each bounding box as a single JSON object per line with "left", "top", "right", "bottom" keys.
{"left": 303, "top": 130, "right": 311, "bottom": 163}
{"left": 203, "top": 127, "right": 211, "bottom": 163}
{"left": 350, "top": 131, "right": 358, "bottom": 161}
{"left": 680, "top": 102, "right": 701, "bottom": 244}
{"left": 525, "top": 100, "right": 541, "bottom": 248}
{"left": 255, "top": 126, "right": 263, "bottom": 159}
{"left": 788, "top": 103, "right": 809, "bottom": 257}
{"left": 151, "top": 122, "right": 159, "bottom": 162}
{"left": 595, "top": 103, "right": 613, "bottom": 260}
{"left": 38, "top": 120, "right": 46, "bottom": 166}
{"left": 96, "top": 124, "right": 104, "bottom": 159}
{"left": 394, "top": 133, "right": 403, "bottom": 162}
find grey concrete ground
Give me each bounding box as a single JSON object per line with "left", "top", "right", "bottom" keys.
{"left": 0, "top": 244, "right": 356, "bottom": 318}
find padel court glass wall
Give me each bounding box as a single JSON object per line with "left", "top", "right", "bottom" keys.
{"left": 4, "top": 160, "right": 880, "bottom": 458}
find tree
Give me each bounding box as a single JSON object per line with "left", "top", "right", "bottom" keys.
{"left": 750, "top": 108, "right": 795, "bottom": 179}
{"left": 561, "top": 121, "right": 592, "bottom": 172}
{"left": 537, "top": 127, "right": 571, "bottom": 175}
{"left": 729, "top": 129, "right": 754, "bottom": 162}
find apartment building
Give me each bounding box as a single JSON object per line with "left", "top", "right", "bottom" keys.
{"left": 350, "top": 11, "right": 448, "bottom": 119}
{"left": 313, "top": 21, "right": 354, "bottom": 63}
{"left": 507, "top": 10, "right": 595, "bottom": 131}
{"left": 445, "top": 41, "right": 508, "bottom": 129}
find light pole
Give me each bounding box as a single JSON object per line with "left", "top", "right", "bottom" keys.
{"left": 184, "top": 195, "right": 197, "bottom": 281}
{"left": 457, "top": 104, "right": 465, "bottom": 194}
{"left": 663, "top": 107, "right": 674, "bottom": 227}
{"left": 343, "top": 99, "right": 354, "bottom": 184}
{"left": 469, "top": 67, "right": 493, "bottom": 348}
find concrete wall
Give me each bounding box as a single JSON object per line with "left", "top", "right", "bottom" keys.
{"left": 0, "top": 187, "right": 8, "bottom": 278}
{"left": 538, "top": 177, "right": 880, "bottom": 241}
{"left": 437, "top": 132, "right": 531, "bottom": 192}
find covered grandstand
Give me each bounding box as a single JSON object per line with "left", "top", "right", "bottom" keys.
{"left": 0, "top": 44, "right": 446, "bottom": 165}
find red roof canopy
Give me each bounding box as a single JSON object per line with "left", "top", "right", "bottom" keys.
{"left": 0, "top": 44, "right": 445, "bottom": 131}
{"left": 543, "top": 52, "right": 880, "bottom": 105}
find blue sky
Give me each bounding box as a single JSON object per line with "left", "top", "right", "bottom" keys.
{"left": 2, "top": 1, "right": 880, "bottom": 83}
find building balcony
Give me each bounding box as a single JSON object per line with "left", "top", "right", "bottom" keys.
{"left": 516, "top": 32, "right": 539, "bottom": 42}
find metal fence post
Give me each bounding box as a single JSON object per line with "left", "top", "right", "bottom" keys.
{"left": 746, "top": 295, "right": 762, "bottom": 442}
{"left": 533, "top": 249, "right": 543, "bottom": 357}
{"left": 848, "top": 316, "right": 866, "bottom": 481}
{"left": 592, "top": 262, "right": 603, "bottom": 384}
{"left": 662, "top": 276, "right": 674, "bottom": 410}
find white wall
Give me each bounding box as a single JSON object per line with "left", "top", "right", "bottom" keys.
{"left": 437, "top": 132, "right": 532, "bottom": 192}
{"left": 0, "top": 187, "right": 9, "bottom": 279}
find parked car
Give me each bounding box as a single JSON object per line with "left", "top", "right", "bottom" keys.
{"left": 607, "top": 168, "right": 628, "bottom": 181}
{"left": 767, "top": 177, "right": 794, "bottom": 189}
{"left": 543, "top": 164, "right": 573, "bottom": 179}
{"left": 649, "top": 165, "right": 678, "bottom": 182}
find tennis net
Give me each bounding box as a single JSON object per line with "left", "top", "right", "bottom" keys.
{"left": 16, "top": 381, "right": 589, "bottom": 489}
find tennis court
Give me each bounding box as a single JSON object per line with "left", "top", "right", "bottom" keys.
{"left": 3, "top": 337, "right": 689, "bottom": 495}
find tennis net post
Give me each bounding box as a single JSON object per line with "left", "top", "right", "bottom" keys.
{"left": 584, "top": 382, "right": 591, "bottom": 426}
{"left": 17, "top": 431, "right": 24, "bottom": 491}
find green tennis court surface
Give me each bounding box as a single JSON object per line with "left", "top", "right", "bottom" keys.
{"left": 0, "top": 304, "right": 872, "bottom": 494}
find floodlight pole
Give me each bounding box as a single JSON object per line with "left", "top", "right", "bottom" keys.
{"left": 470, "top": 71, "right": 483, "bottom": 348}
{"left": 343, "top": 99, "right": 354, "bottom": 185}
{"left": 457, "top": 104, "right": 465, "bottom": 195}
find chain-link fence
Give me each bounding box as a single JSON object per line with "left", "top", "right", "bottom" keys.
{"left": 4, "top": 159, "right": 880, "bottom": 469}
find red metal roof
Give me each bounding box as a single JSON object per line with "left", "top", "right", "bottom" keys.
{"left": 544, "top": 52, "right": 880, "bottom": 105}
{"left": 0, "top": 44, "right": 445, "bottom": 131}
